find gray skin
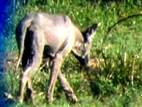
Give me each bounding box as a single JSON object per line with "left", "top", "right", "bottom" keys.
{"left": 16, "top": 12, "right": 98, "bottom": 103}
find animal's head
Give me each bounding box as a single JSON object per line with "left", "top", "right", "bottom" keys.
{"left": 73, "top": 23, "right": 99, "bottom": 66}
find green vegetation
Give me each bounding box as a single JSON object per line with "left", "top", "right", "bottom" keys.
{"left": 6, "top": 0, "right": 142, "bottom": 106}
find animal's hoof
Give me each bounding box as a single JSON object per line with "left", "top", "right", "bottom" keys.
{"left": 71, "top": 95, "right": 78, "bottom": 103}
{"left": 18, "top": 96, "right": 24, "bottom": 103}
{"left": 66, "top": 93, "right": 78, "bottom": 103}
{"left": 31, "top": 90, "right": 36, "bottom": 99}
{"left": 48, "top": 98, "right": 54, "bottom": 104}
{"left": 47, "top": 94, "right": 54, "bottom": 104}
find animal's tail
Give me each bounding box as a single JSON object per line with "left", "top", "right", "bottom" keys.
{"left": 16, "top": 14, "right": 33, "bottom": 69}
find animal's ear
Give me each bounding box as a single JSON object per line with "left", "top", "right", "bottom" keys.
{"left": 89, "top": 23, "right": 98, "bottom": 38}
{"left": 90, "top": 23, "right": 98, "bottom": 33}
{"left": 83, "top": 23, "right": 100, "bottom": 43}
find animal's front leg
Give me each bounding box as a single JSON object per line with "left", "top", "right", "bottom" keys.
{"left": 59, "top": 73, "right": 78, "bottom": 103}
{"left": 47, "top": 54, "right": 63, "bottom": 103}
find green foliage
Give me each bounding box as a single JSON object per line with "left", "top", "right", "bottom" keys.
{"left": 6, "top": 0, "right": 142, "bottom": 106}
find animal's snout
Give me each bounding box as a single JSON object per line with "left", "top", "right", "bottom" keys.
{"left": 80, "top": 55, "right": 89, "bottom": 66}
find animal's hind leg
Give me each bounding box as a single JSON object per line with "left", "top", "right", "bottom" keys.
{"left": 27, "top": 77, "right": 36, "bottom": 99}
{"left": 19, "top": 67, "right": 32, "bottom": 103}
{"left": 19, "top": 30, "right": 44, "bottom": 103}
{"left": 19, "top": 57, "right": 43, "bottom": 103}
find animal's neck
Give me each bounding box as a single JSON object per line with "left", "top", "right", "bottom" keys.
{"left": 74, "top": 26, "right": 84, "bottom": 43}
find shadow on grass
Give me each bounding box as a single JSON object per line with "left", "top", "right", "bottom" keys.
{"left": 81, "top": 66, "right": 102, "bottom": 98}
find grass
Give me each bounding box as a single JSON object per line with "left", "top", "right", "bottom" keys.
{"left": 5, "top": 0, "right": 142, "bottom": 106}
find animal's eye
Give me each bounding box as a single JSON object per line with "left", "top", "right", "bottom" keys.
{"left": 84, "top": 43, "right": 88, "bottom": 47}
{"left": 84, "top": 43, "right": 89, "bottom": 51}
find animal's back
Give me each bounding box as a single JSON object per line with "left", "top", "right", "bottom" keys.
{"left": 29, "top": 13, "right": 78, "bottom": 55}
{"left": 17, "top": 12, "right": 83, "bottom": 58}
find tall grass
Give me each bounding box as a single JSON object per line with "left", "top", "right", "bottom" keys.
{"left": 6, "top": 0, "right": 142, "bottom": 106}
